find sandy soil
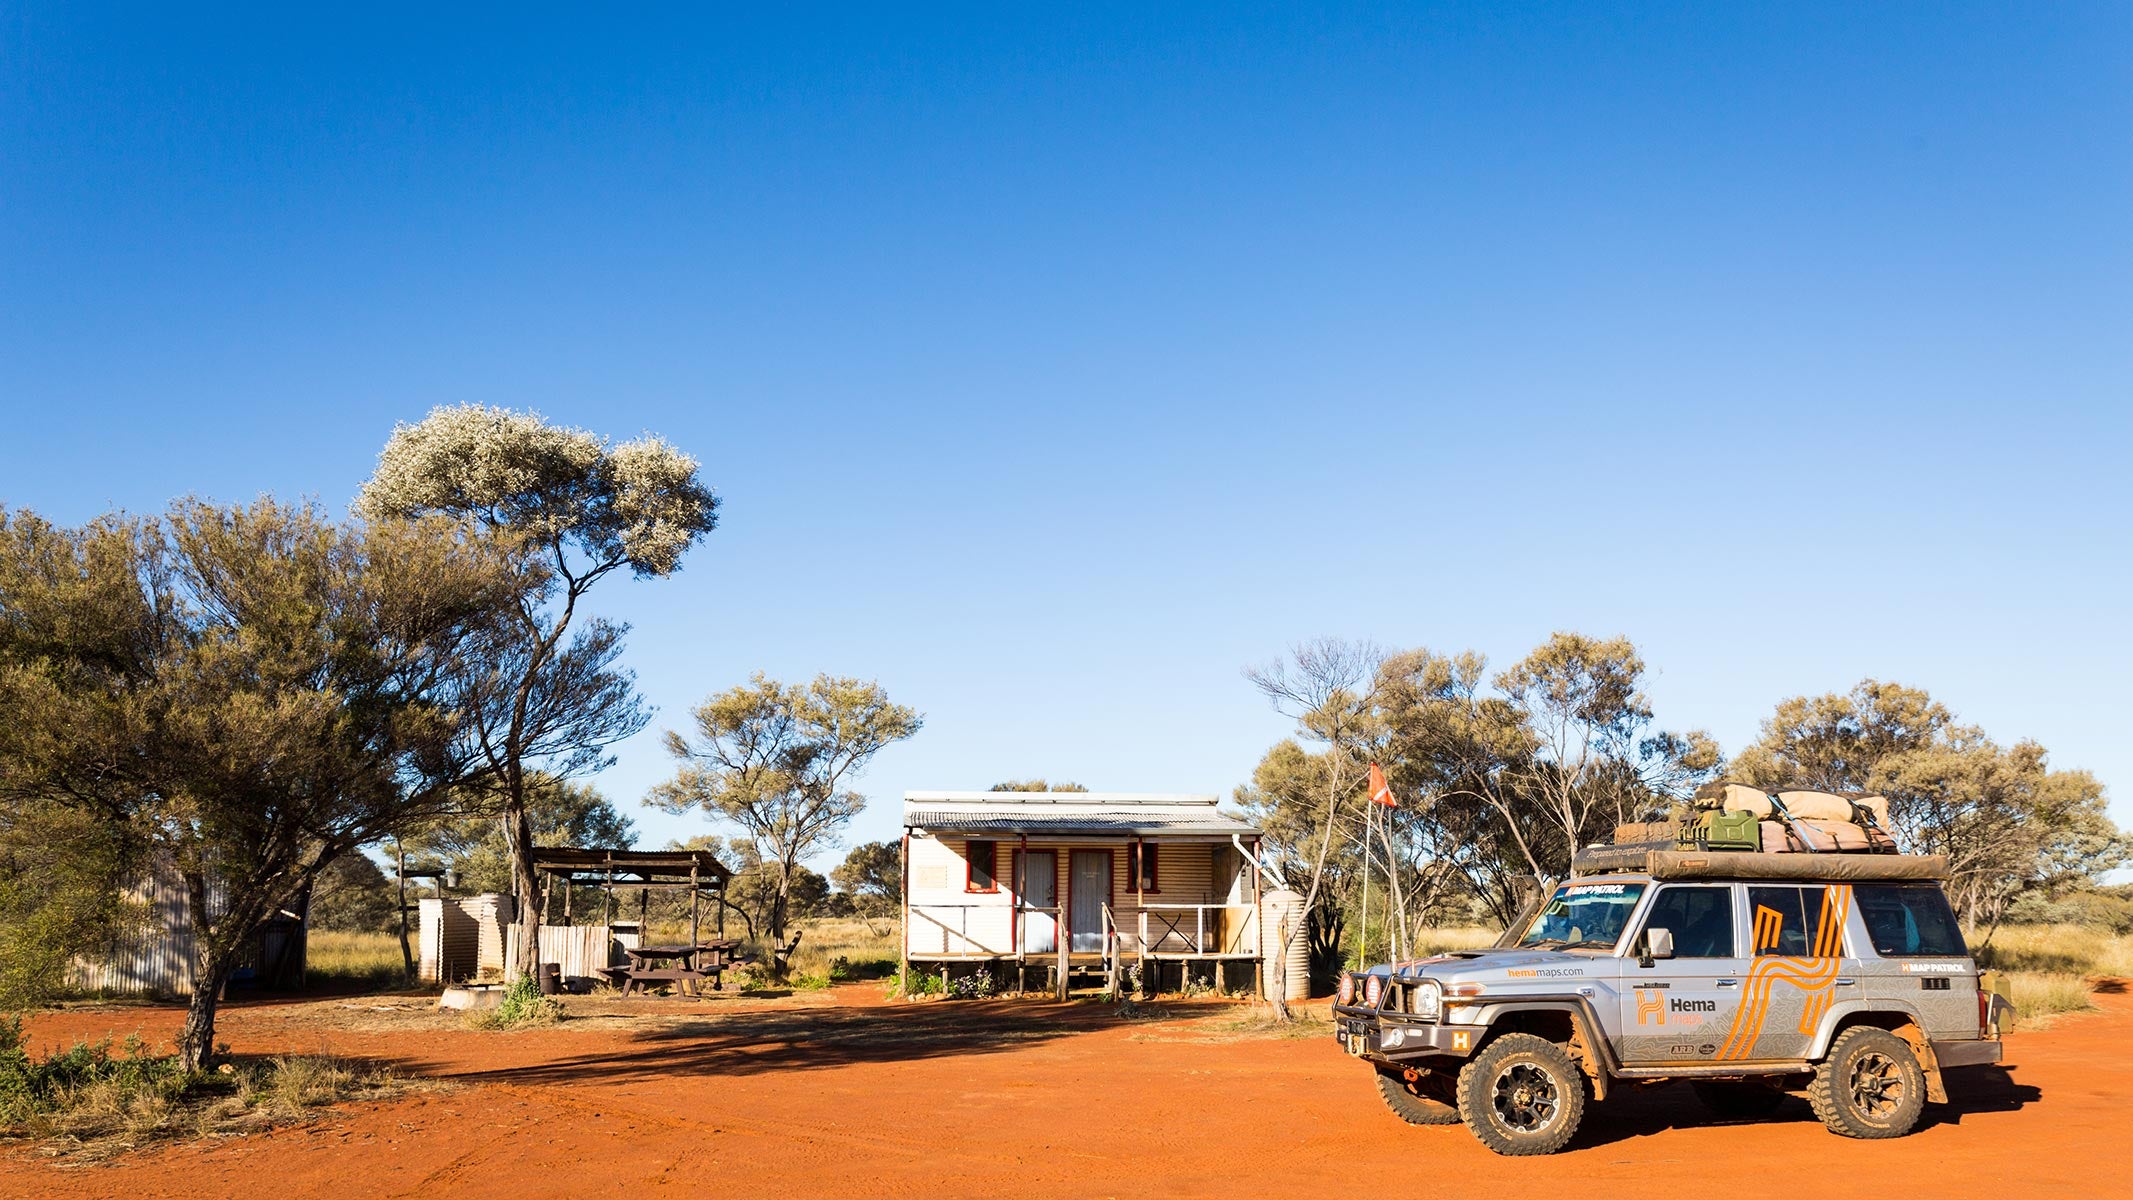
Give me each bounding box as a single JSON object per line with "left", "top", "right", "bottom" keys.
{"left": 7, "top": 983, "right": 2128, "bottom": 1199}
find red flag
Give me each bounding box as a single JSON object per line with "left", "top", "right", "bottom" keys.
{"left": 1368, "top": 762, "right": 1397, "bottom": 808}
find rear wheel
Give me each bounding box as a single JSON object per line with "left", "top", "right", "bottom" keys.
{"left": 1455, "top": 1034, "right": 1586, "bottom": 1156}
{"left": 1808, "top": 1027, "right": 1926, "bottom": 1139}
{"left": 1692, "top": 1080, "right": 1787, "bottom": 1120}
{"left": 1374, "top": 1067, "right": 1460, "bottom": 1125}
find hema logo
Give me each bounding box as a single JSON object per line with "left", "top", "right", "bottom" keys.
{"left": 1670, "top": 998, "right": 1717, "bottom": 1014}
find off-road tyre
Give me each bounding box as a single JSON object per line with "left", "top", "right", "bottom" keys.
{"left": 1455, "top": 1033, "right": 1587, "bottom": 1156}
{"left": 1808, "top": 1027, "right": 1926, "bottom": 1139}
{"left": 1692, "top": 1080, "right": 1787, "bottom": 1120}
{"left": 1374, "top": 1067, "right": 1460, "bottom": 1125}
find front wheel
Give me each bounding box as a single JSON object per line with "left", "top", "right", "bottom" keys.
{"left": 1374, "top": 1067, "right": 1460, "bottom": 1125}
{"left": 1807, "top": 1027, "right": 1927, "bottom": 1139}
{"left": 1455, "top": 1033, "right": 1587, "bottom": 1156}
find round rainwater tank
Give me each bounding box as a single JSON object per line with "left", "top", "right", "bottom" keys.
{"left": 1260, "top": 888, "right": 1310, "bottom": 1003}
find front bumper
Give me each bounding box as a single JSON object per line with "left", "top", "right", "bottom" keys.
{"left": 1333, "top": 1011, "right": 1486, "bottom": 1064}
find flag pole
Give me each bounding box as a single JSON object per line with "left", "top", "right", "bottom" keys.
{"left": 1359, "top": 775, "right": 1372, "bottom": 969}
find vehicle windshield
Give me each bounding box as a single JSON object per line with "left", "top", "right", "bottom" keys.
{"left": 1518, "top": 882, "right": 1648, "bottom": 950}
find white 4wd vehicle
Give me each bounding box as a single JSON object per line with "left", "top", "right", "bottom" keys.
{"left": 1331, "top": 851, "right": 2014, "bottom": 1155}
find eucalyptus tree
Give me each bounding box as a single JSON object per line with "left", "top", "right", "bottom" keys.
{"left": 1732, "top": 680, "right": 2122, "bottom": 928}
{"left": 650, "top": 673, "right": 921, "bottom": 947}
{"left": 357, "top": 404, "right": 718, "bottom": 979}
{"left": 1244, "top": 637, "right": 1387, "bottom": 1015}
{"left": 831, "top": 840, "right": 902, "bottom": 931}
{"left": 0, "top": 500, "right": 525, "bottom": 1068}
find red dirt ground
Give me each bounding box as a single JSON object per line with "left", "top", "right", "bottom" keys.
{"left": 7, "top": 984, "right": 2129, "bottom": 1199}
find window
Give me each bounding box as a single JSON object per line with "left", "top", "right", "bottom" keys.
{"left": 965, "top": 840, "right": 997, "bottom": 893}
{"left": 1746, "top": 886, "right": 1841, "bottom": 957}
{"left": 1127, "top": 843, "right": 1159, "bottom": 892}
{"left": 1855, "top": 885, "right": 1967, "bottom": 957}
{"left": 1518, "top": 882, "right": 1647, "bottom": 949}
{"left": 1639, "top": 886, "right": 1736, "bottom": 958}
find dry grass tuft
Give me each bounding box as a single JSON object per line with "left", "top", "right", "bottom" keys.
{"left": 2002, "top": 972, "right": 2097, "bottom": 1026}
{"left": 306, "top": 930, "right": 409, "bottom": 991}
{"left": 1971, "top": 925, "right": 2133, "bottom": 1027}
{"left": 0, "top": 1030, "right": 430, "bottom": 1163}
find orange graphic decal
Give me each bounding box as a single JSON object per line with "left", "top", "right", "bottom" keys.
{"left": 1635, "top": 989, "right": 1667, "bottom": 1026}
{"left": 1716, "top": 886, "right": 1853, "bottom": 1061}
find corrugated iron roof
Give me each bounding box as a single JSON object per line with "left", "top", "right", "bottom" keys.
{"left": 905, "top": 810, "right": 1259, "bottom": 836}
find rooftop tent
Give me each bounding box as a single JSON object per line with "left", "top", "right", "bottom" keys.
{"left": 1572, "top": 847, "right": 1950, "bottom": 881}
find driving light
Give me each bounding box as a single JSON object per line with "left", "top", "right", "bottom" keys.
{"left": 1363, "top": 974, "right": 1384, "bottom": 1008}
{"left": 1337, "top": 972, "right": 1356, "bottom": 1005}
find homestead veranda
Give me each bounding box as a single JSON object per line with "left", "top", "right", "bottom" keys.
{"left": 899, "top": 791, "right": 1296, "bottom": 999}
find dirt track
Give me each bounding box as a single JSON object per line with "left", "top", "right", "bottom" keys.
{"left": 8, "top": 984, "right": 2130, "bottom": 1199}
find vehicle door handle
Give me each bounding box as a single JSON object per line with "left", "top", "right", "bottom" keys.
{"left": 1715, "top": 979, "right": 1740, "bottom": 988}
{"left": 1835, "top": 978, "right": 1858, "bottom": 986}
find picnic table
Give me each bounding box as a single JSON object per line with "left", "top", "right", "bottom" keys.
{"left": 610, "top": 940, "right": 741, "bottom": 996}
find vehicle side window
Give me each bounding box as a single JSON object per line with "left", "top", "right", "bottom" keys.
{"left": 1640, "top": 886, "right": 1735, "bottom": 958}
{"left": 1745, "top": 886, "right": 1841, "bottom": 957}
{"left": 1855, "top": 885, "right": 1967, "bottom": 957}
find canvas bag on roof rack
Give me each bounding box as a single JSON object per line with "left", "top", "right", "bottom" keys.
{"left": 1684, "top": 782, "right": 1900, "bottom": 854}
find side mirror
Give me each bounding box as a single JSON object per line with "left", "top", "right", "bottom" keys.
{"left": 1646, "top": 928, "right": 1675, "bottom": 961}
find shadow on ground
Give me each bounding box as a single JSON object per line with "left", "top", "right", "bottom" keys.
{"left": 412, "top": 999, "right": 1125, "bottom": 1085}
{"left": 1553, "top": 1067, "right": 2040, "bottom": 1151}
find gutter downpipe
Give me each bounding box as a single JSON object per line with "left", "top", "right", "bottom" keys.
{"left": 1233, "top": 834, "right": 1284, "bottom": 888}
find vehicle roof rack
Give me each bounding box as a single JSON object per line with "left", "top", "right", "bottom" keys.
{"left": 1570, "top": 847, "right": 1948, "bottom": 881}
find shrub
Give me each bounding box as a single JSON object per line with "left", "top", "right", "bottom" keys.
{"left": 889, "top": 970, "right": 945, "bottom": 999}
{"left": 947, "top": 969, "right": 997, "bottom": 1000}
{"left": 0, "top": 1018, "right": 411, "bottom": 1157}
{"left": 463, "top": 976, "right": 564, "bottom": 1030}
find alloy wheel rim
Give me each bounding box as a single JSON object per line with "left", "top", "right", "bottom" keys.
{"left": 1848, "top": 1051, "right": 1904, "bottom": 1119}
{"left": 1491, "top": 1062, "right": 1559, "bottom": 1132}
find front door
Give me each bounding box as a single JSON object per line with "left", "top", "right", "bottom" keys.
{"left": 1620, "top": 883, "right": 1744, "bottom": 1064}
{"left": 1069, "top": 850, "right": 1110, "bottom": 953}
{"left": 1016, "top": 850, "right": 1057, "bottom": 954}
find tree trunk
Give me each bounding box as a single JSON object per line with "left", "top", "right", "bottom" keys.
{"left": 506, "top": 790, "right": 541, "bottom": 983}
{"left": 177, "top": 872, "right": 228, "bottom": 1073}
{"left": 396, "top": 843, "right": 416, "bottom": 981}
{"left": 768, "top": 859, "right": 793, "bottom": 963}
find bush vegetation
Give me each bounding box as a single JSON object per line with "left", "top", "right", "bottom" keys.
{"left": 0, "top": 1017, "right": 412, "bottom": 1159}
{"left": 461, "top": 976, "right": 564, "bottom": 1030}
{"left": 1974, "top": 925, "right": 2133, "bottom": 1023}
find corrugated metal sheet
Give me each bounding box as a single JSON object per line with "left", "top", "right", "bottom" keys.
{"left": 906, "top": 812, "right": 1257, "bottom": 835}
{"left": 67, "top": 855, "right": 239, "bottom": 997}
{"left": 503, "top": 923, "right": 623, "bottom": 986}
{"left": 418, "top": 897, "right": 482, "bottom": 983}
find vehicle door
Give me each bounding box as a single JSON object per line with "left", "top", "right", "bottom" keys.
{"left": 1619, "top": 883, "right": 1744, "bottom": 1063}
{"left": 1717, "top": 884, "right": 1858, "bottom": 1062}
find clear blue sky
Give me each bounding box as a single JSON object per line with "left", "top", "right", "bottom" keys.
{"left": 4, "top": 5, "right": 2128, "bottom": 863}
